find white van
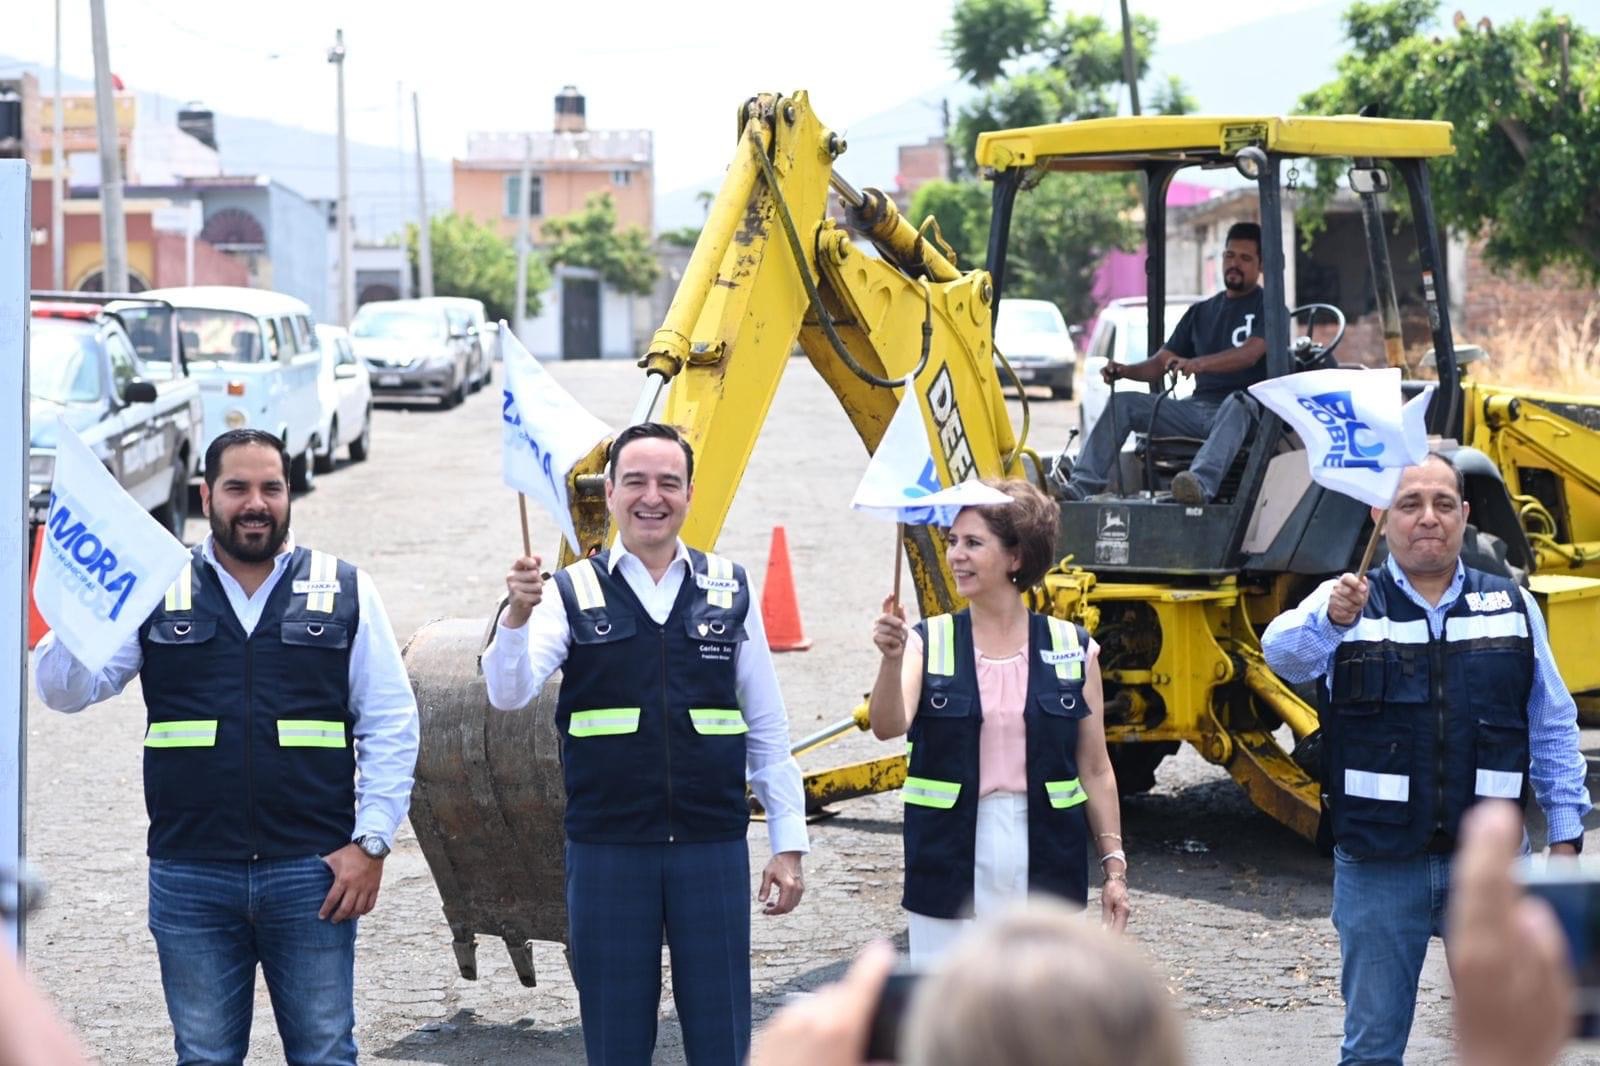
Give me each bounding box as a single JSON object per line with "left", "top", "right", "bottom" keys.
{"left": 144, "top": 286, "right": 327, "bottom": 491}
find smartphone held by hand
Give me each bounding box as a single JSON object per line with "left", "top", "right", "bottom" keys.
{"left": 865, "top": 968, "right": 922, "bottom": 1062}
{"left": 1520, "top": 858, "right": 1600, "bottom": 1039}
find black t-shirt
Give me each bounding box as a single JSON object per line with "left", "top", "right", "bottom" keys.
{"left": 1164, "top": 288, "right": 1268, "bottom": 402}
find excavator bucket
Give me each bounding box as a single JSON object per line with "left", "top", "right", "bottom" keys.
{"left": 403, "top": 616, "right": 570, "bottom": 988}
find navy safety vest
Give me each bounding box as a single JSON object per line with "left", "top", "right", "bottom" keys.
{"left": 901, "top": 609, "right": 1092, "bottom": 919}
{"left": 1325, "top": 565, "right": 1534, "bottom": 859}
{"left": 138, "top": 546, "right": 360, "bottom": 861}
{"left": 552, "top": 548, "right": 751, "bottom": 844}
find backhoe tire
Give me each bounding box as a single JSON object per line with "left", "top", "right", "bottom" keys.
{"left": 1108, "top": 741, "right": 1178, "bottom": 795}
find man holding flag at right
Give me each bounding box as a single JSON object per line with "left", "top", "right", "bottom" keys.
{"left": 1256, "top": 369, "right": 1590, "bottom": 1065}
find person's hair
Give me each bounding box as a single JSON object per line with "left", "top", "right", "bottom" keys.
{"left": 203, "top": 429, "right": 290, "bottom": 489}
{"left": 965, "top": 478, "right": 1060, "bottom": 589}
{"left": 1421, "top": 450, "right": 1465, "bottom": 499}
{"left": 606, "top": 422, "right": 695, "bottom": 484}
{"left": 903, "top": 901, "right": 1186, "bottom": 1066}
{"left": 1225, "top": 221, "right": 1262, "bottom": 257}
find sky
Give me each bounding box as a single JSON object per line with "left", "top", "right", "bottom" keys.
{"left": 9, "top": 0, "right": 1333, "bottom": 198}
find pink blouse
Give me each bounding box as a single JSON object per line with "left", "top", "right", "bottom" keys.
{"left": 976, "top": 639, "right": 1099, "bottom": 796}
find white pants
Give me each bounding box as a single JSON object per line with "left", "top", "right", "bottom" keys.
{"left": 907, "top": 791, "right": 1033, "bottom": 966}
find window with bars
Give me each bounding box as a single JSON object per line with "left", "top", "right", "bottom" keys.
{"left": 504, "top": 174, "right": 543, "bottom": 217}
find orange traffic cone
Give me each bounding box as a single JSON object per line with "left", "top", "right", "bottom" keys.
{"left": 761, "top": 526, "right": 811, "bottom": 652}
{"left": 27, "top": 523, "right": 50, "bottom": 648}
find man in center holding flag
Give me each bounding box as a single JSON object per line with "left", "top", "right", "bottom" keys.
{"left": 1255, "top": 369, "right": 1590, "bottom": 1066}
{"left": 486, "top": 355, "right": 809, "bottom": 1062}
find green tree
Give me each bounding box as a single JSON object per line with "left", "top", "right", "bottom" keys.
{"left": 908, "top": 180, "right": 992, "bottom": 268}
{"left": 406, "top": 212, "right": 550, "bottom": 323}
{"left": 1007, "top": 173, "right": 1141, "bottom": 323}
{"left": 922, "top": 0, "right": 1168, "bottom": 321}
{"left": 1301, "top": 1, "right": 1600, "bottom": 281}
{"left": 542, "top": 193, "right": 661, "bottom": 296}
{"left": 945, "top": 3, "right": 1190, "bottom": 173}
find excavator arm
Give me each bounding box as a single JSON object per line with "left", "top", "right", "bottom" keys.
{"left": 557, "top": 91, "right": 1030, "bottom": 619}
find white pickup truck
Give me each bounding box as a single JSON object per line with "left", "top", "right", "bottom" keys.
{"left": 28, "top": 294, "right": 204, "bottom": 538}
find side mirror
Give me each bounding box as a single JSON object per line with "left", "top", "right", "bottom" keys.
{"left": 1348, "top": 166, "right": 1391, "bottom": 195}
{"left": 334, "top": 363, "right": 360, "bottom": 380}
{"left": 450, "top": 330, "right": 468, "bottom": 340}
{"left": 122, "top": 379, "right": 159, "bottom": 405}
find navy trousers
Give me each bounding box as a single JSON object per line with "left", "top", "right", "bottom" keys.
{"left": 565, "top": 838, "right": 752, "bottom": 1066}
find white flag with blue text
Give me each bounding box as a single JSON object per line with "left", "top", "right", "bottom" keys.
{"left": 33, "top": 419, "right": 191, "bottom": 673}
{"left": 851, "top": 378, "right": 1011, "bottom": 523}
{"left": 1249, "top": 367, "right": 1435, "bottom": 509}
{"left": 500, "top": 324, "right": 612, "bottom": 553}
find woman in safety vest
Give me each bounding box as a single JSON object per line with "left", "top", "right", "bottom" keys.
{"left": 869, "top": 479, "right": 1129, "bottom": 962}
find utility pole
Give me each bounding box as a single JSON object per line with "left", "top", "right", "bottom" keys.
{"left": 412, "top": 92, "right": 433, "bottom": 299}
{"left": 941, "top": 98, "right": 955, "bottom": 182}
{"left": 88, "top": 0, "right": 128, "bottom": 292}
{"left": 1119, "top": 0, "right": 1142, "bottom": 116}
{"left": 2, "top": 159, "right": 32, "bottom": 955}
{"left": 512, "top": 133, "right": 533, "bottom": 343}
{"left": 328, "top": 29, "right": 352, "bottom": 324}
{"left": 51, "top": 0, "right": 65, "bottom": 288}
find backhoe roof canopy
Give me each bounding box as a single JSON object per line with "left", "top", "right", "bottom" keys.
{"left": 974, "top": 115, "right": 1455, "bottom": 173}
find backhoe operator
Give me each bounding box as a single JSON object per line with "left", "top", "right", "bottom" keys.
{"left": 1061, "top": 221, "right": 1268, "bottom": 506}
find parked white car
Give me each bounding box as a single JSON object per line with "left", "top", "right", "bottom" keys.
{"left": 994, "top": 298, "right": 1077, "bottom": 399}
{"left": 313, "top": 324, "right": 373, "bottom": 473}
{"left": 142, "top": 286, "right": 326, "bottom": 491}
{"left": 1077, "top": 295, "right": 1202, "bottom": 445}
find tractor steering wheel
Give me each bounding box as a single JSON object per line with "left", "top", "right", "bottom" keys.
{"left": 1288, "top": 303, "right": 1347, "bottom": 370}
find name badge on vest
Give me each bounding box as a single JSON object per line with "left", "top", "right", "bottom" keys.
{"left": 695, "top": 573, "right": 740, "bottom": 595}
{"left": 293, "top": 579, "right": 341, "bottom": 596}
{"left": 1041, "top": 648, "right": 1085, "bottom": 665}
{"left": 1465, "top": 590, "right": 1513, "bottom": 612}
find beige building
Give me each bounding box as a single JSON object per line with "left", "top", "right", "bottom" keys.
{"left": 453, "top": 87, "right": 655, "bottom": 359}
{"left": 452, "top": 86, "right": 653, "bottom": 242}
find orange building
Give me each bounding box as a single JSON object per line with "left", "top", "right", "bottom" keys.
{"left": 452, "top": 86, "right": 653, "bottom": 242}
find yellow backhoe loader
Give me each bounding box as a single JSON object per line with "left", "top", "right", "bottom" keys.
{"left": 403, "top": 94, "right": 1600, "bottom": 985}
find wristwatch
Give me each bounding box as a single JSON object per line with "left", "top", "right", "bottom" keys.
{"left": 355, "top": 834, "right": 391, "bottom": 860}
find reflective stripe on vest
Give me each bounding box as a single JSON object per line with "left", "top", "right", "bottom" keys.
{"left": 1344, "top": 768, "right": 1410, "bottom": 802}
{"left": 305, "top": 551, "right": 339, "bottom": 614}
{"left": 568, "top": 559, "right": 605, "bottom": 612}
{"left": 903, "top": 775, "right": 961, "bottom": 809}
{"left": 689, "top": 708, "right": 748, "bottom": 735}
{"left": 1045, "top": 777, "right": 1088, "bottom": 809}
{"left": 703, "top": 554, "right": 736, "bottom": 610}
{"left": 277, "top": 720, "right": 347, "bottom": 748}
{"left": 1476, "top": 769, "right": 1524, "bottom": 799}
{"left": 1345, "top": 616, "right": 1430, "bottom": 646}
{"left": 144, "top": 720, "right": 217, "bottom": 748}
{"left": 1444, "top": 612, "right": 1530, "bottom": 642}
{"left": 568, "top": 707, "right": 642, "bottom": 737}
{"left": 163, "top": 561, "right": 193, "bottom": 612}
{"left": 926, "top": 615, "right": 955, "bottom": 677}
{"left": 1045, "top": 617, "right": 1083, "bottom": 681}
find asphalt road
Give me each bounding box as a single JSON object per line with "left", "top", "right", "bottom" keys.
{"left": 21, "top": 357, "right": 1600, "bottom": 1064}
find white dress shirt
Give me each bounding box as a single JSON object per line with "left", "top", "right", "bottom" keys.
{"left": 482, "top": 539, "right": 810, "bottom": 856}
{"left": 33, "top": 533, "right": 420, "bottom": 849}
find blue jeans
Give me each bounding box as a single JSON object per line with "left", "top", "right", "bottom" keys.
{"left": 1069, "top": 391, "right": 1259, "bottom": 499}
{"left": 566, "top": 839, "right": 752, "bottom": 1066}
{"left": 147, "top": 855, "right": 358, "bottom": 1066}
{"left": 1330, "top": 847, "right": 1452, "bottom": 1066}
